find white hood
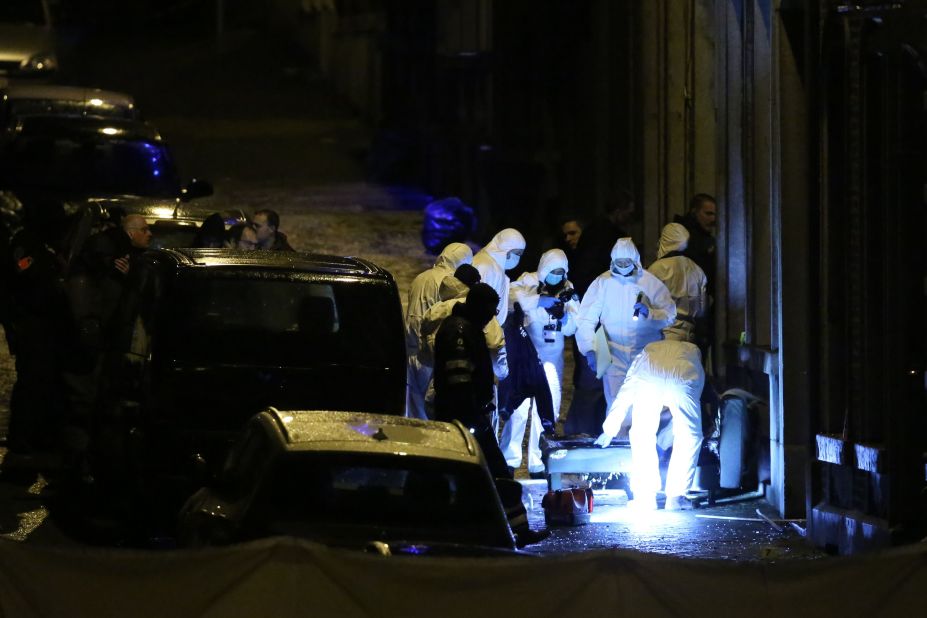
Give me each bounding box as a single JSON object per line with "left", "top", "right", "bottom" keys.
{"left": 610, "top": 237, "right": 642, "bottom": 267}
{"left": 481, "top": 228, "right": 526, "bottom": 268}
{"left": 433, "top": 242, "right": 472, "bottom": 271}
{"left": 657, "top": 223, "right": 689, "bottom": 259}
{"left": 538, "top": 248, "right": 569, "bottom": 281}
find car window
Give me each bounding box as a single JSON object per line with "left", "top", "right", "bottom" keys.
{"left": 162, "top": 274, "right": 403, "bottom": 369}
{"left": 148, "top": 221, "right": 198, "bottom": 250}
{"left": 0, "top": 134, "right": 181, "bottom": 198}
{"left": 252, "top": 453, "right": 505, "bottom": 545}
{"left": 0, "top": 1, "right": 46, "bottom": 25}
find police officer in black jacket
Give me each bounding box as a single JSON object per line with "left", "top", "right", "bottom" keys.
{"left": 433, "top": 282, "right": 512, "bottom": 479}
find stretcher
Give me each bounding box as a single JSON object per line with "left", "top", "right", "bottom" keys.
{"left": 540, "top": 435, "right": 632, "bottom": 490}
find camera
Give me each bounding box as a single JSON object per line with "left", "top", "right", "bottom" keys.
{"left": 557, "top": 287, "right": 578, "bottom": 303}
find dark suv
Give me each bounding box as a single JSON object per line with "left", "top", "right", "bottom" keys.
{"left": 106, "top": 249, "right": 406, "bottom": 488}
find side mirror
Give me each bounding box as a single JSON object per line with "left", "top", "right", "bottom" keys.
{"left": 180, "top": 178, "right": 214, "bottom": 202}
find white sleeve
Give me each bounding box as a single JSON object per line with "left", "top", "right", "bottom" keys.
{"left": 642, "top": 274, "right": 676, "bottom": 328}
{"left": 510, "top": 273, "right": 540, "bottom": 313}
{"left": 575, "top": 277, "right": 605, "bottom": 355}
{"left": 601, "top": 351, "right": 646, "bottom": 436}
{"left": 484, "top": 317, "right": 508, "bottom": 379}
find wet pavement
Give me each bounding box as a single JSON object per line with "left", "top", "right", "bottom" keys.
{"left": 0, "top": 24, "right": 825, "bottom": 562}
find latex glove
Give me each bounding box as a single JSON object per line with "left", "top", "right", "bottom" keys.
{"left": 584, "top": 351, "right": 597, "bottom": 373}
{"left": 632, "top": 302, "right": 650, "bottom": 320}
{"left": 537, "top": 295, "right": 558, "bottom": 309}
{"left": 594, "top": 432, "right": 614, "bottom": 448}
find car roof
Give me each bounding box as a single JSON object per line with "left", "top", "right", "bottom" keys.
{"left": 13, "top": 115, "right": 161, "bottom": 141}
{"left": 80, "top": 197, "right": 246, "bottom": 228}
{"left": 262, "top": 409, "right": 482, "bottom": 465}
{"left": 1, "top": 84, "right": 135, "bottom": 110}
{"left": 157, "top": 247, "right": 393, "bottom": 278}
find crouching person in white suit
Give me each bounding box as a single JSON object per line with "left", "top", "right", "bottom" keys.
{"left": 594, "top": 339, "right": 704, "bottom": 511}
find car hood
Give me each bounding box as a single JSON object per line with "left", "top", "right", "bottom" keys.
{"left": 0, "top": 25, "right": 53, "bottom": 61}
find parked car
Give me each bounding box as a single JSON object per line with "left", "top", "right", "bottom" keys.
{"left": 178, "top": 409, "right": 525, "bottom": 555}
{"left": 66, "top": 198, "right": 247, "bottom": 255}
{"left": 103, "top": 249, "right": 407, "bottom": 501}
{"left": 0, "top": 0, "right": 57, "bottom": 81}
{"left": 1, "top": 84, "right": 138, "bottom": 128}
{"left": 0, "top": 115, "right": 212, "bottom": 203}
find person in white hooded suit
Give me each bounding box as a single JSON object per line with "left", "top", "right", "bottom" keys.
{"left": 472, "top": 228, "right": 526, "bottom": 326}
{"left": 647, "top": 223, "right": 707, "bottom": 343}
{"left": 499, "top": 248, "right": 579, "bottom": 475}
{"left": 594, "top": 339, "right": 704, "bottom": 510}
{"left": 575, "top": 237, "right": 676, "bottom": 407}
{"left": 405, "top": 242, "right": 473, "bottom": 418}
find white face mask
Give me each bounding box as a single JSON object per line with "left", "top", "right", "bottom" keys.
{"left": 544, "top": 273, "right": 563, "bottom": 286}
{"left": 505, "top": 253, "right": 521, "bottom": 270}
{"left": 611, "top": 260, "right": 635, "bottom": 276}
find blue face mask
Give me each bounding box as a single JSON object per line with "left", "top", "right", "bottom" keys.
{"left": 505, "top": 253, "right": 521, "bottom": 270}
{"left": 611, "top": 261, "right": 635, "bottom": 276}
{"left": 545, "top": 273, "right": 564, "bottom": 286}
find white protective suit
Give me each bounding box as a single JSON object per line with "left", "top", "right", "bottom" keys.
{"left": 417, "top": 275, "right": 508, "bottom": 418}
{"left": 575, "top": 238, "right": 676, "bottom": 407}
{"left": 597, "top": 340, "right": 704, "bottom": 502}
{"left": 404, "top": 243, "right": 473, "bottom": 418}
{"left": 647, "top": 223, "right": 707, "bottom": 342}
{"left": 499, "top": 249, "right": 579, "bottom": 473}
{"left": 472, "top": 228, "right": 526, "bottom": 326}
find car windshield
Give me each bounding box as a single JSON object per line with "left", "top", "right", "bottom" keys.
{"left": 163, "top": 273, "right": 403, "bottom": 369}
{"left": 247, "top": 453, "right": 506, "bottom": 547}
{"left": 0, "top": 134, "right": 181, "bottom": 198}
{"left": 0, "top": 0, "right": 46, "bottom": 25}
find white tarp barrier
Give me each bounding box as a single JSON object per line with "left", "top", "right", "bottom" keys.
{"left": 1, "top": 537, "right": 925, "bottom": 617}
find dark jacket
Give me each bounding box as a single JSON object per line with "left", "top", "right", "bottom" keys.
{"left": 433, "top": 304, "right": 494, "bottom": 428}
{"left": 674, "top": 212, "right": 716, "bottom": 293}
{"left": 269, "top": 231, "right": 294, "bottom": 252}
{"left": 68, "top": 226, "right": 143, "bottom": 352}
{"left": 496, "top": 304, "right": 555, "bottom": 433}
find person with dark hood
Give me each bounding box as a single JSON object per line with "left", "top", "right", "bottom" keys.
{"left": 433, "top": 283, "right": 510, "bottom": 478}
{"left": 434, "top": 283, "right": 550, "bottom": 544}
{"left": 405, "top": 243, "right": 473, "bottom": 419}
{"left": 418, "top": 264, "right": 507, "bottom": 418}
{"left": 192, "top": 213, "right": 226, "bottom": 248}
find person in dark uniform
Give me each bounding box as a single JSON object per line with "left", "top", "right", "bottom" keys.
{"left": 433, "top": 282, "right": 511, "bottom": 479}
{"left": 3, "top": 201, "right": 73, "bottom": 471}
{"left": 674, "top": 193, "right": 717, "bottom": 361}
